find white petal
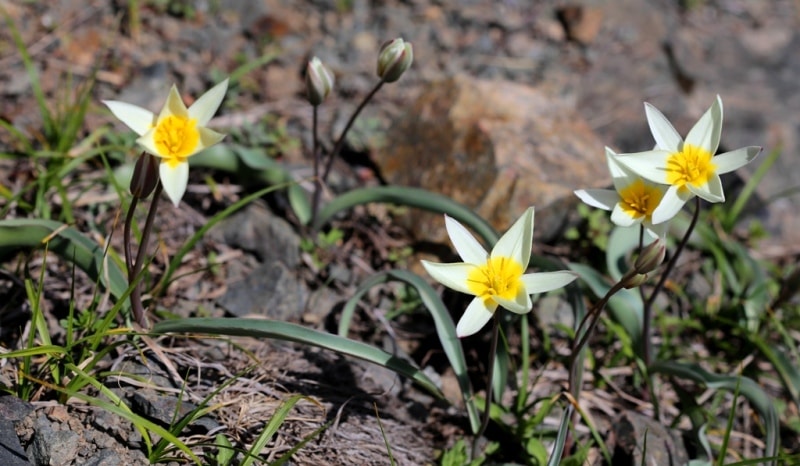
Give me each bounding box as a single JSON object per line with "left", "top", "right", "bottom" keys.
{"left": 456, "top": 298, "right": 496, "bottom": 337}
{"left": 444, "top": 215, "right": 487, "bottom": 265}
{"left": 136, "top": 129, "right": 161, "bottom": 158}
{"left": 645, "top": 102, "right": 683, "bottom": 151}
{"left": 103, "top": 100, "right": 154, "bottom": 135}
{"left": 614, "top": 151, "right": 672, "bottom": 185}
{"left": 188, "top": 78, "right": 229, "bottom": 126}
{"left": 606, "top": 149, "right": 638, "bottom": 192}
{"left": 686, "top": 95, "right": 723, "bottom": 154}
{"left": 688, "top": 174, "right": 724, "bottom": 203}
{"left": 714, "top": 146, "right": 761, "bottom": 174}
{"left": 159, "top": 161, "right": 189, "bottom": 207}
{"left": 651, "top": 185, "right": 690, "bottom": 224}
{"left": 196, "top": 127, "right": 226, "bottom": 153}
{"left": 494, "top": 287, "right": 531, "bottom": 314}
{"left": 492, "top": 207, "right": 534, "bottom": 270}
{"left": 611, "top": 203, "right": 640, "bottom": 227}
{"left": 574, "top": 189, "right": 618, "bottom": 211}
{"left": 520, "top": 271, "right": 578, "bottom": 294}
{"left": 157, "top": 85, "right": 190, "bottom": 121}
{"left": 420, "top": 261, "right": 476, "bottom": 295}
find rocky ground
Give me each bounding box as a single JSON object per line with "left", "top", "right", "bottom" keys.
{"left": 1, "top": 0, "right": 799, "bottom": 464}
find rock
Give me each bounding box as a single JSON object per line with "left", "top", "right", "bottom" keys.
{"left": 610, "top": 410, "right": 689, "bottom": 466}
{"left": 27, "top": 414, "right": 79, "bottom": 466}
{"left": 220, "top": 261, "right": 309, "bottom": 319}
{"left": 211, "top": 202, "right": 311, "bottom": 319}
{"left": 557, "top": 5, "right": 604, "bottom": 45}
{"left": 374, "top": 74, "right": 609, "bottom": 244}
{"left": 0, "top": 420, "right": 29, "bottom": 466}
{"left": 209, "top": 202, "right": 300, "bottom": 268}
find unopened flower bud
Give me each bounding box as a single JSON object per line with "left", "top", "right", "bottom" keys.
{"left": 634, "top": 238, "right": 666, "bottom": 275}
{"left": 130, "top": 152, "right": 159, "bottom": 199}
{"left": 305, "top": 57, "right": 334, "bottom": 106}
{"left": 377, "top": 38, "right": 413, "bottom": 83}
{"left": 622, "top": 273, "right": 648, "bottom": 289}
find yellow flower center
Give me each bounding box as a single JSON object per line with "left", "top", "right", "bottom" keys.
{"left": 619, "top": 179, "right": 663, "bottom": 219}
{"left": 665, "top": 144, "right": 716, "bottom": 191}
{"left": 153, "top": 115, "right": 199, "bottom": 166}
{"left": 466, "top": 256, "right": 523, "bottom": 304}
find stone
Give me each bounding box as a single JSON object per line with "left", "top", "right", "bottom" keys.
{"left": 220, "top": 261, "right": 309, "bottom": 320}
{"left": 374, "top": 74, "right": 609, "bottom": 244}
{"left": 27, "top": 415, "right": 79, "bottom": 466}
{"left": 0, "top": 420, "right": 30, "bottom": 466}
{"left": 610, "top": 410, "right": 690, "bottom": 466}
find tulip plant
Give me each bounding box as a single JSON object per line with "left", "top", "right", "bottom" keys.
{"left": 1, "top": 19, "right": 790, "bottom": 466}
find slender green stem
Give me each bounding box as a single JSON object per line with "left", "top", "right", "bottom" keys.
{"left": 472, "top": 314, "right": 500, "bottom": 461}
{"left": 642, "top": 197, "right": 701, "bottom": 368}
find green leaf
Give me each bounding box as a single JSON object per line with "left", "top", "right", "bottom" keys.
{"left": 0, "top": 219, "right": 128, "bottom": 303}
{"left": 242, "top": 394, "right": 316, "bottom": 466}
{"left": 153, "top": 318, "right": 443, "bottom": 398}
{"left": 650, "top": 361, "right": 779, "bottom": 465}
{"left": 313, "top": 186, "right": 500, "bottom": 246}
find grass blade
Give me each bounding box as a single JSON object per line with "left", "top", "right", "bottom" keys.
{"left": 650, "top": 360, "right": 779, "bottom": 465}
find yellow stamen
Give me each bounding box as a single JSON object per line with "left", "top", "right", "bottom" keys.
{"left": 619, "top": 179, "right": 663, "bottom": 219}
{"left": 466, "top": 256, "right": 523, "bottom": 304}
{"left": 665, "top": 143, "right": 716, "bottom": 192}
{"left": 153, "top": 115, "right": 199, "bottom": 165}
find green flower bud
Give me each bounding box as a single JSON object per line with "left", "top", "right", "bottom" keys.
{"left": 633, "top": 238, "right": 666, "bottom": 275}
{"left": 306, "top": 57, "right": 334, "bottom": 106}
{"left": 622, "top": 273, "right": 648, "bottom": 289}
{"left": 377, "top": 38, "right": 413, "bottom": 83}
{"left": 130, "top": 152, "right": 159, "bottom": 199}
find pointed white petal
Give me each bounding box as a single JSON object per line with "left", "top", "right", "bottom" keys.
{"left": 196, "top": 127, "right": 226, "bottom": 153}
{"left": 159, "top": 161, "right": 189, "bottom": 207}
{"left": 494, "top": 287, "right": 531, "bottom": 314}
{"left": 611, "top": 203, "right": 640, "bottom": 227}
{"left": 492, "top": 207, "right": 534, "bottom": 269}
{"left": 136, "top": 129, "right": 162, "bottom": 158}
{"left": 188, "top": 78, "right": 229, "bottom": 126}
{"left": 574, "top": 189, "right": 618, "bottom": 211}
{"left": 644, "top": 102, "right": 682, "bottom": 151}
{"left": 714, "top": 146, "right": 761, "bottom": 174}
{"left": 651, "top": 185, "right": 690, "bottom": 224}
{"left": 444, "top": 215, "right": 488, "bottom": 264}
{"left": 103, "top": 100, "right": 154, "bottom": 135}
{"left": 420, "top": 261, "right": 476, "bottom": 295}
{"left": 614, "top": 151, "right": 672, "bottom": 185}
{"left": 686, "top": 95, "right": 723, "bottom": 154}
{"left": 606, "top": 149, "right": 638, "bottom": 191}
{"left": 157, "top": 85, "right": 190, "bottom": 121}
{"left": 520, "top": 271, "right": 578, "bottom": 294}
{"left": 689, "top": 174, "right": 724, "bottom": 203}
{"left": 456, "top": 298, "right": 496, "bottom": 337}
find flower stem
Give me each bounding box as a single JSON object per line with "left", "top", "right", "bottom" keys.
{"left": 472, "top": 314, "right": 500, "bottom": 461}
{"left": 124, "top": 182, "right": 163, "bottom": 328}
{"left": 642, "top": 196, "right": 701, "bottom": 368}
{"left": 321, "top": 79, "right": 385, "bottom": 184}
{"left": 309, "top": 105, "right": 321, "bottom": 229}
